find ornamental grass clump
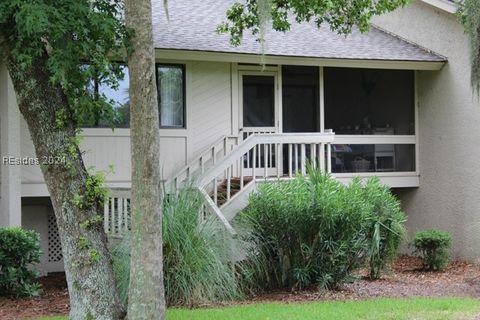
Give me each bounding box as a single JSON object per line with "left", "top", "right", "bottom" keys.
{"left": 162, "top": 187, "right": 242, "bottom": 306}
{"left": 111, "top": 186, "right": 262, "bottom": 307}
{"left": 0, "top": 227, "right": 42, "bottom": 297}
{"left": 413, "top": 229, "right": 452, "bottom": 271}
{"left": 236, "top": 164, "right": 406, "bottom": 290}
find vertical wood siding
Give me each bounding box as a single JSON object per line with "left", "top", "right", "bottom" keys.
{"left": 189, "top": 61, "right": 232, "bottom": 157}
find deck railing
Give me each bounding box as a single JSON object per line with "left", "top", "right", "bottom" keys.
{"left": 197, "top": 132, "right": 335, "bottom": 207}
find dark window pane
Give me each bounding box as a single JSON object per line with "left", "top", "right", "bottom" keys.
{"left": 243, "top": 75, "right": 275, "bottom": 127}
{"left": 158, "top": 65, "right": 185, "bottom": 128}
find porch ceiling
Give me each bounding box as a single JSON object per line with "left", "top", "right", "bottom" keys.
{"left": 152, "top": 0, "right": 447, "bottom": 68}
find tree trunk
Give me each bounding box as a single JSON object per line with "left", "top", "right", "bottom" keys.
{"left": 5, "top": 52, "right": 125, "bottom": 320}
{"left": 125, "top": 0, "right": 166, "bottom": 319}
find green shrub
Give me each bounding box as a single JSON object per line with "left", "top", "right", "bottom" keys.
{"left": 0, "top": 227, "right": 42, "bottom": 297}
{"left": 111, "top": 186, "right": 262, "bottom": 306}
{"left": 236, "top": 165, "right": 406, "bottom": 290}
{"left": 413, "top": 229, "right": 452, "bottom": 271}
{"left": 362, "top": 178, "right": 406, "bottom": 279}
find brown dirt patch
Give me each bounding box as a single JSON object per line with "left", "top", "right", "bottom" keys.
{"left": 1, "top": 256, "right": 480, "bottom": 319}
{"left": 0, "top": 273, "right": 69, "bottom": 320}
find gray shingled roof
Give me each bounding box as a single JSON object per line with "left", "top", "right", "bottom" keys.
{"left": 152, "top": 0, "right": 446, "bottom": 62}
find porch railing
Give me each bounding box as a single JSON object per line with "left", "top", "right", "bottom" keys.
{"left": 197, "top": 132, "right": 335, "bottom": 208}
{"left": 103, "top": 188, "right": 131, "bottom": 236}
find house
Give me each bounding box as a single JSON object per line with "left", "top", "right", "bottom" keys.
{"left": 1, "top": 0, "right": 478, "bottom": 274}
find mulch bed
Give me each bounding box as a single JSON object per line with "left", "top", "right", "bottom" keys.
{"left": 250, "top": 256, "right": 480, "bottom": 303}
{"left": 1, "top": 256, "right": 480, "bottom": 319}
{"left": 0, "top": 273, "right": 69, "bottom": 320}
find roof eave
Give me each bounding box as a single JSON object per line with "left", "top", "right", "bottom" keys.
{"left": 155, "top": 49, "right": 446, "bottom": 71}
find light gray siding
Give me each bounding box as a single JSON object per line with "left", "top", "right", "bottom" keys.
{"left": 0, "top": 64, "right": 22, "bottom": 226}
{"left": 189, "top": 61, "right": 232, "bottom": 157}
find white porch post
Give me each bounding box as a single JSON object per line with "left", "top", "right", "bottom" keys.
{"left": 0, "top": 64, "right": 22, "bottom": 227}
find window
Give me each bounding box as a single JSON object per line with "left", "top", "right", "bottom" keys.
{"left": 242, "top": 75, "right": 275, "bottom": 127}
{"left": 83, "top": 64, "right": 130, "bottom": 128}
{"left": 83, "top": 63, "right": 186, "bottom": 129}
{"left": 157, "top": 64, "right": 185, "bottom": 128}
{"left": 98, "top": 66, "right": 130, "bottom": 128}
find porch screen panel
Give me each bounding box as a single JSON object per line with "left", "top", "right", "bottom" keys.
{"left": 243, "top": 75, "right": 275, "bottom": 127}
{"left": 330, "top": 144, "right": 415, "bottom": 173}
{"left": 158, "top": 65, "right": 185, "bottom": 128}
{"left": 324, "top": 68, "right": 414, "bottom": 135}
{"left": 282, "top": 65, "right": 319, "bottom": 132}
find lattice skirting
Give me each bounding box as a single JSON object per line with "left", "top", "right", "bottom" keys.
{"left": 47, "top": 214, "right": 63, "bottom": 263}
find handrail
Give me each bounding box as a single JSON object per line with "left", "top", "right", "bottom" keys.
{"left": 198, "top": 132, "right": 335, "bottom": 188}
{"left": 165, "top": 135, "right": 239, "bottom": 189}
{"left": 108, "top": 187, "right": 131, "bottom": 199}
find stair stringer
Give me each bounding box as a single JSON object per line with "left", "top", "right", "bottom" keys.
{"left": 221, "top": 180, "right": 257, "bottom": 221}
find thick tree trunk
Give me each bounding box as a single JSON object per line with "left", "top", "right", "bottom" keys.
{"left": 125, "top": 0, "right": 166, "bottom": 319}
{"left": 5, "top": 52, "right": 125, "bottom": 320}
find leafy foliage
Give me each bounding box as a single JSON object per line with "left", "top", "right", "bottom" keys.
{"left": 0, "top": 0, "right": 128, "bottom": 127}
{"left": 413, "top": 229, "right": 452, "bottom": 271}
{"left": 217, "top": 0, "right": 409, "bottom": 46}
{"left": 459, "top": 0, "right": 480, "bottom": 94}
{"left": 362, "top": 178, "right": 406, "bottom": 279}
{"left": 111, "top": 186, "right": 263, "bottom": 306}
{"left": 236, "top": 165, "right": 406, "bottom": 290}
{"left": 74, "top": 172, "right": 109, "bottom": 210}
{"left": 0, "top": 227, "right": 42, "bottom": 297}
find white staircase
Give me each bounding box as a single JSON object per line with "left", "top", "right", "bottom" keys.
{"left": 165, "top": 135, "right": 240, "bottom": 190}
{"left": 104, "top": 132, "right": 335, "bottom": 236}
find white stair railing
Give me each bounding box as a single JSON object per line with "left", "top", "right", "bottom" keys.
{"left": 198, "top": 132, "right": 335, "bottom": 208}
{"left": 165, "top": 135, "right": 240, "bottom": 190}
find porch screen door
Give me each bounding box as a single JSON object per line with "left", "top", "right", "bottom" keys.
{"left": 239, "top": 72, "right": 280, "bottom": 177}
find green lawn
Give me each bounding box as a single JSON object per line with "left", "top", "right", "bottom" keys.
{"left": 33, "top": 298, "right": 480, "bottom": 320}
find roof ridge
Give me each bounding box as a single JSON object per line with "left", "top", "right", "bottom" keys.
{"left": 371, "top": 24, "right": 448, "bottom": 61}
